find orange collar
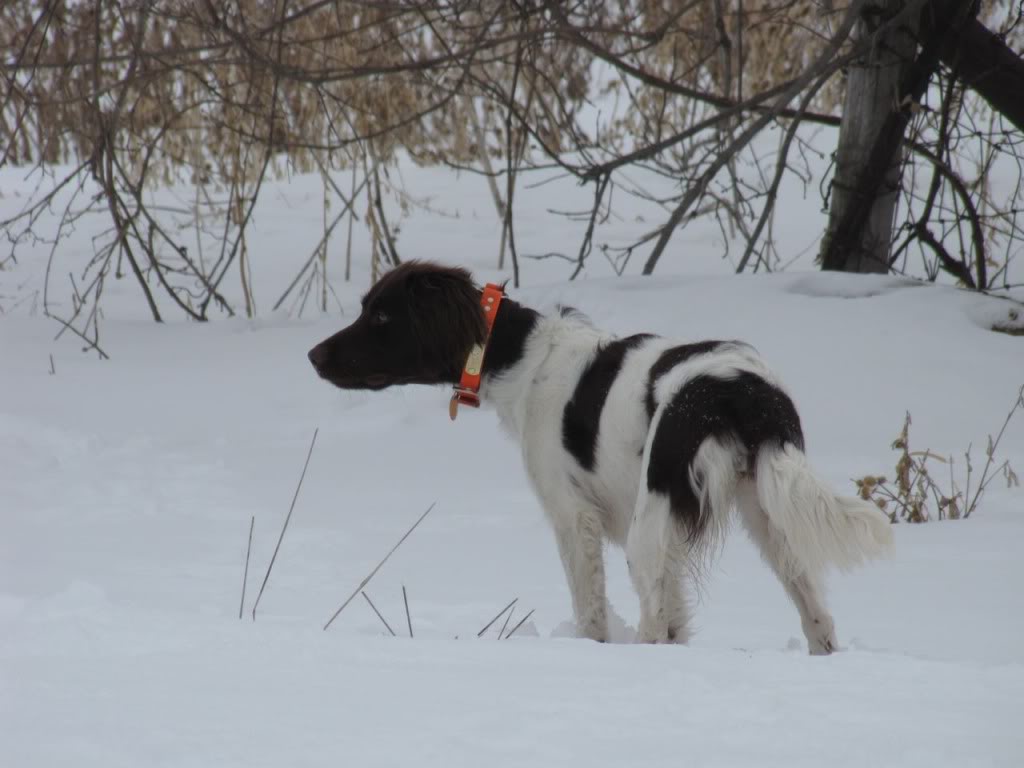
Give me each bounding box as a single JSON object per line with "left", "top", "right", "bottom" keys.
{"left": 449, "top": 282, "right": 504, "bottom": 420}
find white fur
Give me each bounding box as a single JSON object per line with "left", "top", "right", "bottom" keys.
{"left": 688, "top": 435, "right": 742, "bottom": 563}
{"left": 754, "top": 443, "right": 894, "bottom": 577}
{"left": 626, "top": 403, "right": 691, "bottom": 644}
{"left": 479, "top": 312, "right": 892, "bottom": 651}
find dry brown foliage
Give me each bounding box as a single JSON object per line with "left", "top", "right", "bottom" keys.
{"left": 855, "top": 385, "right": 1023, "bottom": 523}
{"left": 2, "top": 1, "right": 1022, "bottom": 349}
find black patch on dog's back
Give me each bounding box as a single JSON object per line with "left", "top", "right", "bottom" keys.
{"left": 644, "top": 341, "right": 728, "bottom": 417}
{"left": 563, "top": 334, "right": 653, "bottom": 471}
{"left": 646, "top": 371, "right": 804, "bottom": 539}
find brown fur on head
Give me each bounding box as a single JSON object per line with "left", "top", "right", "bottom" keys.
{"left": 308, "top": 261, "right": 487, "bottom": 390}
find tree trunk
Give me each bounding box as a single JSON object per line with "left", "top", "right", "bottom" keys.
{"left": 820, "top": 0, "right": 921, "bottom": 273}
{"left": 939, "top": 17, "right": 1024, "bottom": 134}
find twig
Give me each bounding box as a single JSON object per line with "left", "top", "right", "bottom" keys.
{"left": 736, "top": 59, "right": 835, "bottom": 274}
{"left": 239, "top": 515, "right": 254, "bottom": 619}
{"left": 367, "top": 146, "right": 401, "bottom": 267}
{"left": 46, "top": 310, "right": 110, "bottom": 360}
{"left": 251, "top": 428, "right": 319, "bottom": 620}
{"left": 402, "top": 585, "right": 413, "bottom": 638}
{"left": 361, "top": 591, "right": 397, "bottom": 636}
{"left": 965, "top": 383, "right": 1024, "bottom": 517}
{"left": 502, "top": 9, "right": 529, "bottom": 288}
{"left": 570, "top": 173, "right": 610, "bottom": 280}
{"left": 503, "top": 609, "right": 535, "bottom": 639}
{"left": 323, "top": 502, "right": 437, "bottom": 630}
{"left": 498, "top": 604, "right": 515, "bottom": 640}
{"left": 476, "top": 597, "right": 517, "bottom": 638}
{"left": 48, "top": 354, "right": 56, "bottom": 375}
{"left": 271, "top": 170, "right": 371, "bottom": 311}
{"left": 523, "top": 251, "right": 575, "bottom": 263}
{"left": 467, "top": 99, "right": 508, "bottom": 268}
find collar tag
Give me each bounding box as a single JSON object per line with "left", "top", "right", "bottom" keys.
{"left": 449, "top": 388, "right": 481, "bottom": 420}
{"left": 463, "top": 344, "right": 484, "bottom": 376}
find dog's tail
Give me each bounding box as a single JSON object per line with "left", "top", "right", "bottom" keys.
{"left": 750, "top": 442, "right": 893, "bottom": 576}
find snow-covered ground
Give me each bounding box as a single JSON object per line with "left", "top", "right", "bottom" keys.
{"left": 2, "top": 160, "right": 1023, "bottom": 766}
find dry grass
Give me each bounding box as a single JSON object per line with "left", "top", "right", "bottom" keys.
{"left": 855, "top": 385, "right": 1023, "bottom": 523}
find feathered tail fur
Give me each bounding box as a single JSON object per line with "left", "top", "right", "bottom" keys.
{"left": 753, "top": 442, "right": 893, "bottom": 576}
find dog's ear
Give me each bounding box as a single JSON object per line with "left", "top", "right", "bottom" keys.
{"left": 403, "top": 266, "right": 487, "bottom": 370}
{"left": 417, "top": 265, "right": 475, "bottom": 294}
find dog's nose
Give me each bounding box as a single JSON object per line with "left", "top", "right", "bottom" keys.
{"left": 308, "top": 344, "right": 328, "bottom": 372}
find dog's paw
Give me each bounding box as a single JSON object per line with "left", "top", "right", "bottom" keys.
{"left": 577, "top": 619, "right": 608, "bottom": 644}
{"left": 805, "top": 615, "right": 838, "bottom": 655}
{"left": 666, "top": 623, "right": 690, "bottom": 645}
{"left": 808, "top": 639, "right": 835, "bottom": 655}
{"left": 636, "top": 620, "right": 667, "bottom": 645}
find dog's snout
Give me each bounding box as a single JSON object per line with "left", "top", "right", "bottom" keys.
{"left": 308, "top": 343, "right": 328, "bottom": 372}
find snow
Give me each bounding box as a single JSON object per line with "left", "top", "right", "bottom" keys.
{"left": 5, "top": 628, "right": 1022, "bottom": 768}
{"left": 2, "top": 159, "right": 1024, "bottom": 766}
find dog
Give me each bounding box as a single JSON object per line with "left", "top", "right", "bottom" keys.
{"left": 308, "top": 261, "right": 893, "bottom": 652}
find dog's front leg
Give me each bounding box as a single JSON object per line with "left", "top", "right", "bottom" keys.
{"left": 550, "top": 506, "right": 608, "bottom": 642}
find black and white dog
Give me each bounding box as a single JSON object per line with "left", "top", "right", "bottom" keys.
{"left": 308, "top": 261, "right": 892, "bottom": 652}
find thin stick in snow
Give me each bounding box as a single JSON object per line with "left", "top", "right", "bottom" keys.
{"left": 503, "top": 609, "right": 535, "bottom": 640}
{"left": 251, "top": 428, "right": 319, "bottom": 620}
{"left": 476, "top": 598, "right": 517, "bottom": 638}
{"left": 402, "top": 585, "right": 413, "bottom": 638}
{"left": 239, "top": 515, "right": 255, "bottom": 620}
{"left": 361, "top": 591, "right": 396, "bottom": 636}
{"left": 323, "top": 502, "right": 436, "bottom": 630}
{"left": 965, "top": 382, "right": 1024, "bottom": 517}
{"left": 498, "top": 604, "right": 515, "bottom": 640}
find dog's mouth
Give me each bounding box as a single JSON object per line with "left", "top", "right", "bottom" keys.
{"left": 319, "top": 372, "right": 395, "bottom": 391}
{"left": 363, "top": 374, "right": 392, "bottom": 390}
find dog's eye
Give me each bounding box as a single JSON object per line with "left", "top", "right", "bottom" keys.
{"left": 370, "top": 310, "right": 388, "bottom": 326}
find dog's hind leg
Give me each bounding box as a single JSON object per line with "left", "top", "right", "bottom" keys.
{"left": 626, "top": 490, "right": 691, "bottom": 644}
{"left": 550, "top": 504, "right": 608, "bottom": 642}
{"left": 735, "top": 479, "right": 837, "bottom": 655}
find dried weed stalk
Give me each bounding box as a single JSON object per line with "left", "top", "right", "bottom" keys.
{"left": 855, "top": 385, "right": 1023, "bottom": 523}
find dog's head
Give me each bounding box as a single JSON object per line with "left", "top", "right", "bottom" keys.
{"left": 308, "top": 261, "right": 487, "bottom": 390}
